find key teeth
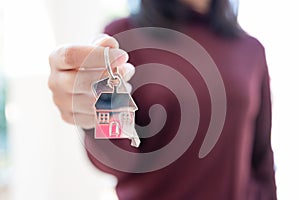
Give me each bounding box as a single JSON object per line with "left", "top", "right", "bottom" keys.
{"left": 131, "top": 137, "right": 141, "bottom": 148}
{"left": 129, "top": 129, "right": 140, "bottom": 147}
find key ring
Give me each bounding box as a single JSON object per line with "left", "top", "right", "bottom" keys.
{"left": 104, "top": 46, "right": 117, "bottom": 79}
{"left": 104, "top": 46, "right": 121, "bottom": 89}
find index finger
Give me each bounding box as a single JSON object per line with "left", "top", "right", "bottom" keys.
{"left": 49, "top": 45, "right": 128, "bottom": 71}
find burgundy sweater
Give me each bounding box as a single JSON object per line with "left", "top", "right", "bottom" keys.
{"left": 84, "top": 18, "right": 277, "bottom": 200}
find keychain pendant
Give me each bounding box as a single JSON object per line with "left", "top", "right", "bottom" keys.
{"left": 92, "top": 47, "right": 140, "bottom": 147}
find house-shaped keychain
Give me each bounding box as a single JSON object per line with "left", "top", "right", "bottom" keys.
{"left": 92, "top": 47, "right": 140, "bottom": 147}
{"left": 94, "top": 89, "right": 138, "bottom": 139}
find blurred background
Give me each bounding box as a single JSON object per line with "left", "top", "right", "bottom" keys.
{"left": 0, "top": 0, "right": 299, "bottom": 199}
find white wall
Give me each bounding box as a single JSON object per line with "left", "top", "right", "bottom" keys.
{"left": 239, "top": 0, "right": 300, "bottom": 199}
{"left": 2, "top": 0, "right": 128, "bottom": 200}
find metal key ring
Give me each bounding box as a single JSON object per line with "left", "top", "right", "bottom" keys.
{"left": 104, "top": 46, "right": 121, "bottom": 89}
{"left": 104, "top": 46, "right": 117, "bottom": 80}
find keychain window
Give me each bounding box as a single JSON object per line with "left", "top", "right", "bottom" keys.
{"left": 120, "top": 112, "right": 132, "bottom": 123}
{"left": 99, "top": 113, "right": 110, "bottom": 124}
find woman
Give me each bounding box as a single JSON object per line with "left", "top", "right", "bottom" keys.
{"left": 48, "top": 0, "right": 277, "bottom": 199}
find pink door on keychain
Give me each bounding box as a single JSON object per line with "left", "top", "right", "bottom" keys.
{"left": 95, "top": 120, "right": 122, "bottom": 138}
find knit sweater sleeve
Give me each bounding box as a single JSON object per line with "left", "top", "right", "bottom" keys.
{"left": 251, "top": 49, "right": 277, "bottom": 199}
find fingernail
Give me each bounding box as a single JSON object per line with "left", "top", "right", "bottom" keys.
{"left": 91, "top": 34, "right": 110, "bottom": 45}
{"left": 110, "top": 49, "right": 128, "bottom": 65}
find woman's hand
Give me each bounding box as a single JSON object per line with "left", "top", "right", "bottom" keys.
{"left": 48, "top": 35, "right": 135, "bottom": 129}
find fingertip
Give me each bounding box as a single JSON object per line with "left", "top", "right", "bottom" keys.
{"left": 122, "top": 63, "right": 135, "bottom": 81}
{"left": 110, "top": 48, "right": 129, "bottom": 67}
{"left": 125, "top": 82, "right": 133, "bottom": 93}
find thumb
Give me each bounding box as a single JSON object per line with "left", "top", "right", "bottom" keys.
{"left": 91, "top": 34, "right": 120, "bottom": 48}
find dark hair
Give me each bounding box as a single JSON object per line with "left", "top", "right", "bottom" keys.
{"left": 131, "top": 0, "right": 242, "bottom": 38}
